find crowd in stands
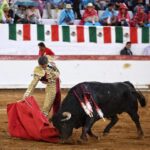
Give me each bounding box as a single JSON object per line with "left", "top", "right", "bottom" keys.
{"left": 0, "top": 0, "right": 149, "bottom": 26}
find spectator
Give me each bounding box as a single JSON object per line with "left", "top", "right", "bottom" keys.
{"left": 130, "top": 6, "right": 148, "bottom": 27}
{"left": 100, "top": 3, "right": 117, "bottom": 25}
{"left": 0, "top": 5, "right": 13, "bottom": 23}
{"left": 117, "top": 3, "right": 130, "bottom": 26}
{"left": 23, "top": 55, "right": 60, "bottom": 118}
{"left": 134, "top": 0, "right": 146, "bottom": 14}
{"left": 38, "top": 42, "right": 55, "bottom": 56}
{"left": 125, "top": 0, "right": 135, "bottom": 10}
{"left": 120, "top": 41, "right": 133, "bottom": 55}
{"left": 72, "top": 0, "right": 82, "bottom": 19}
{"left": 58, "top": 3, "right": 75, "bottom": 25}
{"left": 0, "top": 0, "right": 9, "bottom": 9}
{"left": 128, "top": 0, "right": 138, "bottom": 10}
{"left": 26, "top": 6, "right": 41, "bottom": 24}
{"left": 145, "top": 11, "right": 150, "bottom": 27}
{"left": 0, "top": 3, "right": 5, "bottom": 21}
{"left": 1, "top": 0, "right": 15, "bottom": 22}
{"left": 80, "top": 2, "right": 101, "bottom": 26}
{"left": 95, "top": 0, "right": 110, "bottom": 10}
{"left": 143, "top": 45, "right": 150, "bottom": 55}
{"left": 14, "top": 5, "right": 28, "bottom": 23}
{"left": 36, "top": 0, "right": 44, "bottom": 16}
{"left": 45, "top": 0, "right": 64, "bottom": 19}
{"left": 110, "top": 0, "right": 129, "bottom": 10}
{"left": 7, "top": 1, "right": 14, "bottom": 18}
{"left": 145, "top": 2, "right": 150, "bottom": 13}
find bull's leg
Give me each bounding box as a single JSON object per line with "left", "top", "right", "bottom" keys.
{"left": 60, "top": 125, "right": 74, "bottom": 144}
{"left": 80, "top": 117, "right": 97, "bottom": 141}
{"left": 87, "top": 129, "right": 99, "bottom": 139}
{"left": 128, "top": 111, "right": 144, "bottom": 138}
{"left": 103, "top": 115, "right": 118, "bottom": 136}
{"left": 80, "top": 127, "right": 88, "bottom": 141}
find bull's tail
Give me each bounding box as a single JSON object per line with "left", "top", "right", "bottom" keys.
{"left": 124, "top": 81, "right": 146, "bottom": 107}
{"left": 133, "top": 90, "right": 146, "bottom": 107}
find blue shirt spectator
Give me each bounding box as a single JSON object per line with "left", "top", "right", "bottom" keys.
{"left": 58, "top": 3, "right": 75, "bottom": 25}
{"left": 100, "top": 3, "right": 117, "bottom": 25}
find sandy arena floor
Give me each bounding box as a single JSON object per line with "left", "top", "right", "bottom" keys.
{"left": 0, "top": 89, "right": 150, "bottom": 150}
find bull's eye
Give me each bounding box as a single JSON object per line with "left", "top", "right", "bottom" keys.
{"left": 62, "top": 124, "right": 67, "bottom": 128}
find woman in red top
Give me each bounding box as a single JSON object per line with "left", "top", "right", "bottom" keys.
{"left": 117, "top": 3, "right": 130, "bottom": 26}
{"left": 38, "top": 42, "right": 61, "bottom": 116}
{"left": 130, "top": 6, "right": 148, "bottom": 27}
{"left": 38, "top": 42, "right": 55, "bottom": 56}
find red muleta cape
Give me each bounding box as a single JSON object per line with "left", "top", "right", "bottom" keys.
{"left": 7, "top": 96, "right": 60, "bottom": 143}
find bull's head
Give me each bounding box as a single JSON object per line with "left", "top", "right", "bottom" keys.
{"left": 52, "top": 111, "right": 73, "bottom": 140}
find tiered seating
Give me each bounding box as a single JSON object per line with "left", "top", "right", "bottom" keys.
{"left": 41, "top": 9, "right": 134, "bottom": 25}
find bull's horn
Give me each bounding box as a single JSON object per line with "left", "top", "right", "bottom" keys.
{"left": 61, "top": 112, "right": 71, "bottom": 122}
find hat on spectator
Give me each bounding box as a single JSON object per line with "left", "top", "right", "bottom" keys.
{"left": 65, "top": 3, "right": 72, "bottom": 9}
{"left": 86, "top": 3, "right": 94, "bottom": 7}
{"left": 119, "top": 3, "right": 128, "bottom": 9}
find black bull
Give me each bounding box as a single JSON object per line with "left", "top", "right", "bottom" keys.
{"left": 52, "top": 81, "right": 146, "bottom": 142}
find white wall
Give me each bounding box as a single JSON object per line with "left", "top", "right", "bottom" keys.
{"left": 0, "top": 60, "right": 150, "bottom": 89}
{"left": 0, "top": 24, "right": 149, "bottom": 56}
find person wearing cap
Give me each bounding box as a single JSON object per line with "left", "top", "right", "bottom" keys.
{"left": 23, "top": 55, "right": 60, "bottom": 118}
{"left": 81, "top": 2, "right": 101, "bottom": 26}
{"left": 100, "top": 3, "right": 117, "bottom": 26}
{"left": 117, "top": 3, "right": 130, "bottom": 26}
{"left": 58, "top": 3, "right": 75, "bottom": 25}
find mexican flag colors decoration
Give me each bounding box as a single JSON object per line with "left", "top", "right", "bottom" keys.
{"left": 9, "top": 24, "right": 150, "bottom": 44}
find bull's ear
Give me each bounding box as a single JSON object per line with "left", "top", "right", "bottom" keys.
{"left": 61, "top": 112, "right": 71, "bottom": 122}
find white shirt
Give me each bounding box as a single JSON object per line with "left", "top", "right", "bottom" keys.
{"left": 143, "top": 45, "right": 150, "bottom": 55}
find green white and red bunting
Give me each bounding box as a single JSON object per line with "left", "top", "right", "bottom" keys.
{"left": 8, "top": 24, "right": 150, "bottom": 43}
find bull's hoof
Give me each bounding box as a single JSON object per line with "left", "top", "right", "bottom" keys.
{"left": 95, "top": 135, "right": 100, "bottom": 140}
{"left": 80, "top": 135, "right": 88, "bottom": 142}
{"left": 103, "top": 132, "right": 109, "bottom": 136}
{"left": 137, "top": 130, "right": 144, "bottom": 139}
{"left": 137, "top": 134, "right": 144, "bottom": 139}
{"left": 88, "top": 131, "right": 99, "bottom": 140}
{"left": 89, "top": 134, "right": 99, "bottom": 140}
{"left": 77, "top": 139, "right": 87, "bottom": 144}
{"left": 60, "top": 139, "right": 75, "bottom": 144}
